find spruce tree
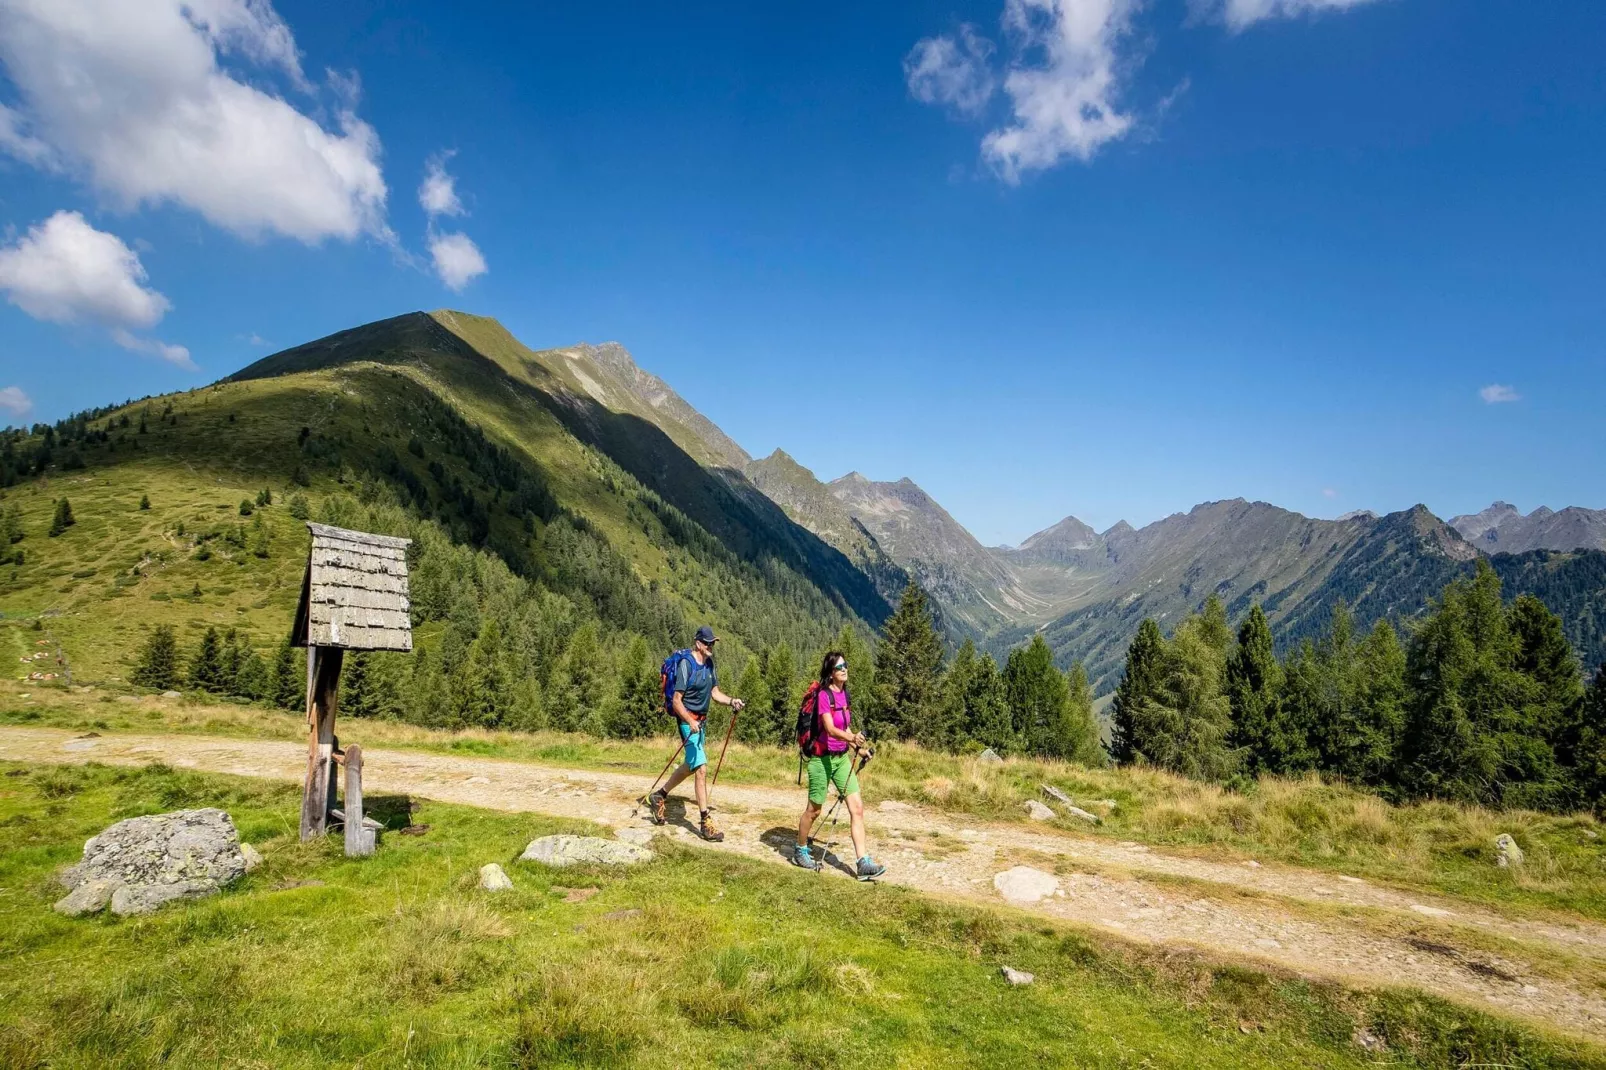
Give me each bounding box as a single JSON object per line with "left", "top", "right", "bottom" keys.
{"left": 138, "top": 494, "right": 151, "bottom": 511}
{"left": 188, "top": 626, "right": 226, "bottom": 692}
{"left": 1345, "top": 619, "right": 1406, "bottom": 785}
{"left": 130, "top": 624, "right": 180, "bottom": 691}
{"left": 1, "top": 503, "right": 23, "bottom": 544}
{"left": 764, "top": 642, "right": 796, "bottom": 744}
{"left": 874, "top": 583, "right": 944, "bottom": 740}
{"left": 270, "top": 637, "right": 301, "bottom": 711}
{"left": 1570, "top": 665, "right": 1606, "bottom": 812}
{"left": 609, "top": 636, "right": 662, "bottom": 740}
{"left": 233, "top": 647, "right": 268, "bottom": 701}
{"left": 1225, "top": 604, "right": 1285, "bottom": 775}
{"left": 1059, "top": 662, "right": 1105, "bottom": 766}
{"left": 968, "top": 651, "right": 1014, "bottom": 754}
{"left": 343, "top": 651, "right": 372, "bottom": 716}
{"left": 48, "top": 498, "right": 74, "bottom": 536}
{"left": 1118, "top": 612, "right": 1238, "bottom": 779}
{"left": 735, "top": 654, "right": 774, "bottom": 746}
{"left": 288, "top": 494, "right": 310, "bottom": 520}
{"left": 1004, "top": 634, "right": 1092, "bottom": 759}
{"left": 930, "top": 639, "right": 979, "bottom": 752}
{"left": 1110, "top": 619, "right": 1164, "bottom": 764}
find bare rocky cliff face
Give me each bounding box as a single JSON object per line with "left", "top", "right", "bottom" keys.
{"left": 1450, "top": 502, "right": 1606, "bottom": 555}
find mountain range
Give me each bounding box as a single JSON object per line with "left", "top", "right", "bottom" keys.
{"left": 230, "top": 312, "right": 1606, "bottom": 691}
{"left": 11, "top": 309, "right": 1602, "bottom": 700}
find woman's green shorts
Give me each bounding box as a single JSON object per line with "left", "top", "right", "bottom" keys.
{"left": 806, "top": 752, "right": 859, "bottom": 806}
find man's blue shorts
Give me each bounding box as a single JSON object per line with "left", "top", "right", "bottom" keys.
{"left": 678, "top": 717, "right": 708, "bottom": 771}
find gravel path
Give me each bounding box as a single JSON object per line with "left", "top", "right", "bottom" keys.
{"left": 5, "top": 725, "right": 1604, "bottom": 1041}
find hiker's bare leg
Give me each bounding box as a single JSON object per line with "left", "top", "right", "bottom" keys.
{"left": 797, "top": 801, "right": 821, "bottom": 846}
{"left": 661, "top": 761, "right": 691, "bottom": 795}
{"left": 846, "top": 793, "right": 867, "bottom": 860}
{"left": 693, "top": 764, "right": 709, "bottom": 813}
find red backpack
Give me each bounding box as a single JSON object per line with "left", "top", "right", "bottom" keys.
{"left": 795, "top": 681, "right": 849, "bottom": 758}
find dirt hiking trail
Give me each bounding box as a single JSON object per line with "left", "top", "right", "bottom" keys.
{"left": 5, "top": 725, "right": 1604, "bottom": 1042}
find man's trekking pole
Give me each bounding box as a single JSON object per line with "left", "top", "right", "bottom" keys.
{"left": 641, "top": 738, "right": 685, "bottom": 804}
{"left": 706, "top": 705, "right": 741, "bottom": 804}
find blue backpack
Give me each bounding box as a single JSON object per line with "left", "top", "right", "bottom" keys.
{"left": 659, "top": 648, "right": 702, "bottom": 715}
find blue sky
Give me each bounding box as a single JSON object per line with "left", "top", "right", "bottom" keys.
{"left": 0, "top": 0, "right": 1602, "bottom": 544}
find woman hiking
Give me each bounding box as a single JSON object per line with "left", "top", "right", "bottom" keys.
{"left": 793, "top": 651, "right": 886, "bottom": 880}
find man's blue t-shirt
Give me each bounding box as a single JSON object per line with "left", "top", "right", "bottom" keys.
{"left": 673, "top": 654, "right": 716, "bottom": 715}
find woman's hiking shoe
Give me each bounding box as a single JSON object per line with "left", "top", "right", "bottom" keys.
{"left": 792, "top": 845, "right": 823, "bottom": 871}
{"left": 855, "top": 856, "right": 886, "bottom": 881}
{"left": 648, "top": 790, "right": 668, "bottom": 826}
{"left": 700, "top": 812, "right": 724, "bottom": 842}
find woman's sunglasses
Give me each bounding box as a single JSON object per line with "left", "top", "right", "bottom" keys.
{"left": 833, "top": 661, "right": 847, "bottom": 671}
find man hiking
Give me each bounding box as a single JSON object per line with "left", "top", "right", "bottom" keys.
{"left": 649, "top": 625, "right": 745, "bottom": 841}
{"left": 793, "top": 650, "right": 885, "bottom": 880}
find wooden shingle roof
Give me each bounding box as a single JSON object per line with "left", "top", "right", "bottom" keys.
{"left": 291, "top": 522, "right": 414, "bottom": 652}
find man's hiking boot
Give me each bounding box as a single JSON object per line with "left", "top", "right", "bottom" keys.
{"left": 792, "top": 845, "right": 823, "bottom": 871}
{"left": 648, "top": 790, "right": 668, "bottom": 826}
{"left": 700, "top": 812, "right": 724, "bottom": 842}
{"left": 855, "top": 856, "right": 886, "bottom": 881}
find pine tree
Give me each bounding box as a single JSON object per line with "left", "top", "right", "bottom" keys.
{"left": 343, "top": 651, "right": 373, "bottom": 717}
{"left": 1398, "top": 561, "right": 1560, "bottom": 807}
{"left": 255, "top": 487, "right": 272, "bottom": 507}
{"left": 608, "top": 636, "right": 662, "bottom": 740}
{"left": 1343, "top": 619, "right": 1406, "bottom": 785}
{"left": 233, "top": 647, "right": 268, "bottom": 701}
{"left": 450, "top": 620, "right": 512, "bottom": 728}
{"left": 874, "top": 583, "right": 944, "bottom": 740}
{"left": 1058, "top": 662, "right": 1105, "bottom": 766}
{"left": 1226, "top": 604, "right": 1285, "bottom": 775}
{"left": 239, "top": 498, "right": 254, "bottom": 516}
{"left": 288, "top": 494, "right": 310, "bottom": 520}
{"left": 138, "top": 494, "right": 151, "bottom": 511}
{"left": 130, "top": 624, "right": 180, "bottom": 690}
{"left": 1570, "top": 665, "right": 1606, "bottom": 812}
{"left": 270, "top": 637, "right": 301, "bottom": 711}
{"left": 1004, "top": 634, "right": 1072, "bottom": 758}
{"left": 735, "top": 654, "right": 774, "bottom": 746}
{"left": 188, "top": 626, "right": 226, "bottom": 692}
{"left": 763, "top": 642, "right": 796, "bottom": 745}
{"left": 250, "top": 513, "right": 270, "bottom": 558}
{"left": 967, "top": 651, "right": 1013, "bottom": 754}
{"left": 1119, "top": 612, "right": 1238, "bottom": 779}
{"left": 930, "top": 639, "right": 979, "bottom": 752}
{"left": 1510, "top": 593, "right": 1586, "bottom": 725}
{"left": 48, "top": 498, "right": 74, "bottom": 536}
{"left": 1110, "top": 619, "right": 1164, "bottom": 764}
{"left": 1, "top": 502, "right": 23, "bottom": 544}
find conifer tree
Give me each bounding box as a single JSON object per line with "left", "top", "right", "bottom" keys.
{"left": 874, "top": 583, "right": 944, "bottom": 740}
{"left": 1226, "top": 604, "right": 1285, "bottom": 775}
{"left": 1117, "top": 613, "right": 1238, "bottom": 779}
{"left": 967, "top": 651, "right": 1013, "bottom": 754}
{"left": 608, "top": 635, "right": 662, "bottom": 740}
{"left": 130, "top": 624, "right": 180, "bottom": 690}
{"left": 48, "top": 498, "right": 74, "bottom": 536}
{"left": 1110, "top": 619, "right": 1164, "bottom": 764}
{"left": 763, "top": 642, "right": 796, "bottom": 744}
{"left": 1059, "top": 662, "right": 1105, "bottom": 766}
{"left": 1, "top": 502, "right": 23, "bottom": 544}
{"left": 138, "top": 494, "right": 150, "bottom": 511}
{"left": 735, "top": 654, "right": 774, "bottom": 745}
{"left": 343, "top": 651, "right": 373, "bottom": 716}
{"left": 188, "top": 626, "right": 226, "bottom": 692}
{"left": 270, "top": 637, "right": 301, "bottom": 711}
{"left": 1571, "top": 665, "right": 1606, "bottom": 812}
{"left": 218, "top": 628, "right": 243, "bottom": 695}
{"left": 233, "top": 647, "right": 268, "bottom": 701}
{"left": 1005, "top": 634, "right": 1073, "bottom": 758}
{"left": 1343, "top": 619, "right": 1406, "bottom": 785}
{"left": 1510, "top": 594, "right": 1586, "bottom": 721}
{"left": 288, "top": 494, "right": 310, "bottom": 520}
{"left": 930, "top": 639, "right": 979, "bottom": 752}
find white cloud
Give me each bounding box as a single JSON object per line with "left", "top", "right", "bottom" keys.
{"left": 0, "top": 0, "right": 388, "bottom": 244}
{"left": 1479, "top": 384, "right": 1520, "bottom": 404}
{"left": 1322, "top": 487, "right": 1339, "bottom": 499}
{"left": 428, "top": 232, "right": 487, "bottom": 292}
{"left": 905, "top": 25, "right": 997, "bottom": 118}
{"left": 982, "top": 0, "right": 1140, "bottom": 181}
{"left": 1193, "top": 0, "right": 1386, "bottom": 32}
{"left": 0, "top": 210, "right": 192, "bottom": 367}
{"left": 0, "top": 385, "right": 31, "bottom": 419}
{"left": 419, "top": 153, "right": 464, "bottom": 217}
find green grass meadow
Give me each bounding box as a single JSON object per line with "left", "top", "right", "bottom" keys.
{"left": 1, "top": 761, "right": 1600, "bottom": 1069}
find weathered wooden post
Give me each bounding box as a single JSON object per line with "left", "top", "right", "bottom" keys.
{"left": 291, "top": 522, "right": 413, "bottom": 853}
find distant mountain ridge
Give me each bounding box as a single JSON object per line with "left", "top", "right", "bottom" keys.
{"left": 1449, "top": 501, "right": 1606, "bottom": 555}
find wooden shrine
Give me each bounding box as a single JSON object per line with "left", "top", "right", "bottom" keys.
{"left": 291, "top": 522, "right": 413, "bottom": 854}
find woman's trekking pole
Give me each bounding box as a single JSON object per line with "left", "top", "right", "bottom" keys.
{"left": 809, "top": 747, "right": 873, "bottom": 846}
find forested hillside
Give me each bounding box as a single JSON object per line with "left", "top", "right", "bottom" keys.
{"left": 0, "top": 311, "right": 892, "bottom": 736}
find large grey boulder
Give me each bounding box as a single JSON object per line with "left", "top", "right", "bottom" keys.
{"left": 53, "top": 808, "right": 247, "bottom": 918}
{"left": 520, "top": 835, "right": 653, "bottom": 868}
{"left": 1495, "top": 834, "right": 1524, "bottom": 868}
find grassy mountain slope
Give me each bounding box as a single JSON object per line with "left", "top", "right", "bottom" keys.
{"left": 1, "top": 311, "right": 889, "bottom": 686}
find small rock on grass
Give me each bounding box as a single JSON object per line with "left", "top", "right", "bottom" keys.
{"left": 479, "top": 863, "right": 513, "bottom": 892}
{"left": 240, "top": 844, "right": 264, "bottom": 873}
{"left": 1024, "top": 799, "right": 1055, "bottom": 821}
{"left": 1352, "top": 1027, "right": 1387, "bottom": 1053}
{"left": 978, "top": 749, "right": 1003, "bottom": 764}
{"left": 1041, "top": 784, "right": 1074, "bottom": 806}
{"left": 1494, "top": 833, "right": 1524, "bottom": 868}
{"left": 1000, "top": 966, "right": 1034, "bottom": 986}
{"left": 1063, "top": 805, "right": 1100, "bottom": 824}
